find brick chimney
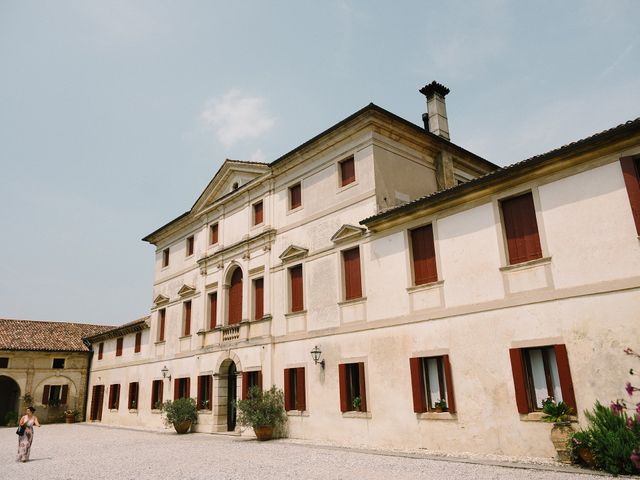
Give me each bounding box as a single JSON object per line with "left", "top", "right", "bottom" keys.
{"left": 419, "top": 81, "right": 451, "bottom": 140}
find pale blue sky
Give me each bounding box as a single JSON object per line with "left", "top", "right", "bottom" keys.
{"left": 1, "top": 1, "right": 639, "bottom": 325}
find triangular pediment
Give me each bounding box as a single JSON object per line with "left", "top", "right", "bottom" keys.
{"left": 153, "top": 294, "right": 169, "bottom": 306}
{"left": 330, "top": 224, "right": 366, "bottom": 243}
{"left": 278, "top": 245, "right": 309, "bottom": 263}
{"left": 177, "top": 284, "right": 197, "bottom": 297}
{"left": 192, "top": 160, "right": 270, "bottom": 213}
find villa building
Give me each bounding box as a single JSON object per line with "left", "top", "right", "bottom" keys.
{"left": 85, "top": 83, "right": 640, "bottom": 458}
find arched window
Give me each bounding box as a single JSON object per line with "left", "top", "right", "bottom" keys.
{"left": 228, "top": 267, "right": 243, "bottom": 325}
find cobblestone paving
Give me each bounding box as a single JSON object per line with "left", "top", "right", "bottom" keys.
{"left": 1, "top": 424, "right": 606, "bottom": 480}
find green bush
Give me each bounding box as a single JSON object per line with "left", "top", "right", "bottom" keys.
{"left": 4, "top": 411, "right": 18, "bottom": 426}
{"left": 541, "top": 398, "right": 573, "bottom": 423}
{"left": 161, "top": 398, "right": 198, "bottom": 427}
{"left": 570, "top": 402, "right": 640, "bottom": 475}
{"left": 236, "top": 386, "right": 286, "bottom": 430}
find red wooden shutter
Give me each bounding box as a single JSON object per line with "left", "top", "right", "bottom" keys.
{"left": 411, "top": 225, "right": 438, "bottom": 285}
{"left": 442, "top": 355, "right": 456, "bottom": 414}
{"left": 290, "top": 183, "right": 302, "bottom": 209}
{"left": 187, "top": 236, "right": 194, "bottom": 256}
{"left": 241, "top": 372, "right": 248, "bottom": 400}
{"left": 620, "top": 157, "right": 640, "bottom": 235}
{"left": 509, "top": 348, "right": 530, "bottom": 414}
{"left": 343, "top": 247, "right": 362, "bottom": 300}
{"left": 197, "top": 376, "right": 202, "bottom": 408}
{"left": 61, "top": 384, "right": 69, "bottom": 404}
{"left": 210, "top": 223, "right": 219, "bottom": 244}
{"left": 134, "top": 332, "right": 141, "bottom": 353}
{"left": 254, "top": 278, "right": 264, "bottom": 320}
{"left": 129, "top": 383, "right": 133, "bottom": 409}
{"left": 174, "top": 379, "right": 179, "bottom": 400}
{"left": 42, "top": 385, "right": 50, "bottom": 404}
{"left": 208, "top": 376, "right": 212, "bottom": 407}
{"left": 501, "top": 192, "right": 542, "bottom": 265}
{"left": 257, "top": 370, "right": 263, "bottom": 390}
{"left": 159, "top": 381, "right": 163, "bottom": 405}
{"left": 186, "top": 377, "right": 191, "bottom": 398}
{"left": 338, "top": 364, "right": 349, "bottom": 412}
{"left": 296, "top": 367, "right": 306, "bottom": 411}
{"left": 358, "top": 363, "right": 367, "bottom": 412}
{"left": 290, "top": 265, "right": 304, "bottom": 312}
{"left": 210, "top": 293, "right": 218, "bottom": 329}
{"left": 254, "top": 201, "right": 263, "bottom": 225}
{"left": 228, "top": 268, "right": 243, "bottom": 325}
{"left": 116, "top": 338, "right": 123, "bottom": 356}
{"left": 409, "top": 357, "right": 426, "bottom": 413}
{"left": 283, "top": 369, "right": 292, "bottom": 411}
{"left": 151, "top": 382, "right": 156, "bottom": 409}
{"left": 98, "top": 342, "right": 104, "bottom": 360}
{"left": 554, "top": 344, "right": 577, "bottom": 412}
{"left": 159, "top": 309, "right": 166, "bottom": 341}
{"left": 340, "top": 157, "right": 355, "bottom": 186}
{"left": 184, "top": 301, "right": 192, "bottom": 336}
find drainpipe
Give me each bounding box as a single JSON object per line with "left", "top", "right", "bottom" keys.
{"left": 82, "top": 338, "right": 94, "bottom": 422}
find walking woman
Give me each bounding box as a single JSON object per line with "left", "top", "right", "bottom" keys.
{"left": 17, "top": 406, "right": 40, "bottom": 462}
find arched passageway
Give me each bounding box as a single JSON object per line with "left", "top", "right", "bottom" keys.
{"left": 0, "top": 376, "right": 20, "bottom": 424}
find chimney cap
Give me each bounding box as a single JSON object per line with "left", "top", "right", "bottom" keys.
{"left": 419, "top": 81, "right": 450, "bottom": 98}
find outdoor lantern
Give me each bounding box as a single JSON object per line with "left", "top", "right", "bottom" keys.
{"left": 161, "top": 365, "right": 171, "bottom": 381}
{"left": 310, "top": 345, "right": 325, "bottom": 369}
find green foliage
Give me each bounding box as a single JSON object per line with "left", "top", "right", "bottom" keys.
{"left": 47, "top": 397, "right": 60, "bottom": 407}
{"left": 236, "top": 386, "right": 286, "bottom": 429}
{"left": 4, "top": 411, "right": 18, "bottom": 426}
{"left": 161, "top": 398, "right": 198, "bottom": 427}
{"left": 64, "top": 409, "right": 79, "bottom": 418}
{"left": 569, "top": 402, "right": 640, "bottom": 475}
{"left": 352, "top": 396, "right": 362, "bottom": 411}
{"left": 541, "top": 398, "right": 574, "bottom": 423}
{"left": 434, "top": 398, "right": 448, "bottom": 411}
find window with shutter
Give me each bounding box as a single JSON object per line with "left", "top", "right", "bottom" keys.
{"left": 134, "top": 332, "right": 142, "bottom": 353}
{"left": 289, "top": 265, "right": 304, "bottom": 312}
{"left": 116, "top": 338, "right": 123, "bottom": 357}
{"left": 228, "top": 268, "right": 243, "bottom": 325}
{"left": 60, "top": 385, "right": 68, "bottom": 404}
{"left": 186, "top": 236, "right": 194, "bottom": 256}
{"left": 151, "top": 380, "right": 163, "bottom": 409}
{"left": 339, "top": 157, "right": 355, "bottom": 186}
{"left": 197, "top": 375, "right": 212, "bottom": 410}
{"left": 158, "top": 308, "right": 166, "bottom": 342}
{"left": 410, "top": 224, "right": 438, "bottom": 285}
{"left": 253, "top": 278, "right": 264, "bottom": 320}
{"left": 183, "top": 301, "right": 192, "bottom": 336}
{"left": 162, "top": 248, "right": 170, "bottom": 267}
{"left": 500, "top": 192, "right": 543, "bottom": 265}
{"left": 342, "top": 247, "right": 362, "bottom": 300}
{"left": 620, "top": 156, "right": 640, "bottom": 235}
{"left": 109, "top": 384, "right": 120, "bottom": 410}
{"left": 242, "top": 371, "right": 261, "bottom": 400}
{"left": 409, "top": 355, "right": 456, "bottom": 413}
{"left": 98, "top": 342, "right": 104, "bottom": 360}
{"left": 253, "top": 201, "right": 263, "bottom": 225}
{"left": 210, "top": 223, "right": 219, "bottom": 245}
{"left": 289, "top": 183, "right": 302, "bottom": 209}
{"left": 128, "top": 382, "right": 139, "bottom": 409}
{"left": 284, "top": 367, "right": 306, "bottom": 412}
{"left": 338, "top": 362, "right": 366, "bottom": 412}
{"left": 209, "top": 292, "right": 218, "bottom": 329}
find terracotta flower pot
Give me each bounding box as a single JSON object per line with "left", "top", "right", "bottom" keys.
{"left": 173, "top": 421, "right": 192, "bottom": 434}
{"left": 577, "top": 447, "right": 595, "bottom": 467}
{"left": 254, "top": 425, "right": 274, "bottom": 441}
{"left": 550, "top": 422, "right": 574, "bottom": 464}
{"left": 65, "top": 415, "right": 75, "bottom": 424}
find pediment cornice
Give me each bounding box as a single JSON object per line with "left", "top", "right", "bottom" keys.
{"left": 330, "top": 224, "right": 366, "bottom": 243}
{"left": 278, "top": 245, "right": 309, "bottom": 263}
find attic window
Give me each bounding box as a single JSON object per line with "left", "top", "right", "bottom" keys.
{"left": 232, "top": 182, "right": 239, "bottom": 191}
{"left": 53, "top": 358, "right": 65, "bottom": 369}
{"left": 0, "top": 358, "right": 8, "bottom": 368}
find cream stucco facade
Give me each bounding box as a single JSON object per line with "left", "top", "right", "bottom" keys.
{"left": 86, "top": 95, "right": 640, "bottom": 458}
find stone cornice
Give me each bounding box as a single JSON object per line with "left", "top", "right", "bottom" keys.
{"left": 197, "top": 228, "right": 277, "bottom": 274}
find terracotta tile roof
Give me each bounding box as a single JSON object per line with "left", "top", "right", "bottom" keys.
{"left": 83, "top": 316, "right": 150, "bottom": 343}
{"left": 0, "top": 319, "right": 116, "bottom": 352}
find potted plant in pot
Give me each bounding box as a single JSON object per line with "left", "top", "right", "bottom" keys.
{"left": 161, "top": 398, "right": 197, "bottom": 434}
{"left": 64, "top": 409, "right": 78, "bottom": 424}
{"left": 352, "top": 396, "right": 362, "bottom": 412}
{"left": 434, "top": 399, "right": 448, "bottom": 413}
{"left": 541, "top": 398, "right": 574, "bottom": 463}
{"left": 236, "top": 386, "right": 286, "bottom": 441}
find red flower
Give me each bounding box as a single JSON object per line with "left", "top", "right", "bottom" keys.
{"left": 627, "top": 382, "right": 635, "bottom": 396}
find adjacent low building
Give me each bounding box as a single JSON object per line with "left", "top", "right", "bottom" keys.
{"left": 85, "top": 83, "right": 640, "bottom": 458}
{"left": 0, "top": 319, "right": 114, "bottom": 424}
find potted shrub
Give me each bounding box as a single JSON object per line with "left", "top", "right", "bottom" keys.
{"left": 4, "top": 411, "right": 18, "bottom": 426}
{"left": 352, "top": 396, "right": 362, "bottom": 412}
{"left": 541, "top": 398, "right": 574, "bottom": 463}
{"left": 161, "top": 398, "right": 197, "bottom": 434}
{"left": 570, "top": 430, "right": 595, "bottom": 468}
{"left": 434, "top": 399, "right": 448, "bottom": 413}
{"left": 236, "top": 386, "right": 286, "bottom": 441}
{"left": 64, "top": 409, "right": 78, "bottom": 424}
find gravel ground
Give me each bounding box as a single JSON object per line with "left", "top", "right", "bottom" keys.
{"left": 1, "top": 424, "right": 609, "bottom": 480}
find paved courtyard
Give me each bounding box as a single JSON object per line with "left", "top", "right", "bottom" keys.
{"left": 1, "top": 424, "right": 607, "bottom": 479}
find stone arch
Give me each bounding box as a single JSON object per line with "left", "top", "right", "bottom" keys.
{"left": 0, "top": 375, "right": 21, "bottom": 424}
{"left": 214, "top": 353, "right": 243, "bottom": 432}
{"left": 33, "top": 375, "right": 79, "bottom": 408}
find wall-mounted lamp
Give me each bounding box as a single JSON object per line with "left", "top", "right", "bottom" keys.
{"left": 310, "top": 345, "right": 325, "bottom": 369}
{"left": 161, "top": 365, "right": 171, "bottom": 381}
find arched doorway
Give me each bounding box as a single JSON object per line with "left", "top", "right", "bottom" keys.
{"left": 0, "top": 376, "right": 20, "bottom": 424}
{"left": 227, "top": 362, "right": 237, "bottom": 431}
{"left": 228, "top": 267, "right": 243, "bottom": 325}
{"left": 217, "top": 358, "right": 238, "bottom": 432}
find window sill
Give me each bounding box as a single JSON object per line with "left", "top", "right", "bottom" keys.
{"left": 406, "top": 280, "right": 444, "bottom": 293}
{"left": 417, "top": 411, "right": 457, "bottom": 421}
{"left": 109, "top": 409, "right": 118, "bottom": 412}
{"left": 286, "top": 206, "right": 303, "bottom": 216}
{"left": 179, "top": 334, "right": 192, "bottom": 340}
{"left": 520, "top": 412, "right": 578, "bottom": 423}
{"left": 128, "top": 409, "right": 138, "bottom": 413}
{"left": 341, "top": 411, "right": 371, "bottom": 419}
{"left": 337, "top": 180, "right": 359, "bottom": 193}
{"left": 151, "top": 409, "right": 161, "bottom": 415}
{"left": 154, "top": 340, "right": 166, "bottom": 345}
{"left": 500, "top": 256, "right": 551, "bottom": 272}
{"left": 338, "top": 297, "right": 367, "bottom": 307}
{"left": 285, "top": 310, "right": 307, "bottom": 318}
{"left": 287, "top": 410, "right": 309, "bottom": 417}
{"left": 197, "top": 409, "right": 212, "bottom": 414}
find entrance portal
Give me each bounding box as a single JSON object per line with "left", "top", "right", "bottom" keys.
{"left": 0, "top": 376, "right": 20, "bottom": 424}
{"left": 89, "top": 385, "right": 104, "bottom": 421}
{"left": 227, "top": 362, "right": 237, "bottom": 431}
